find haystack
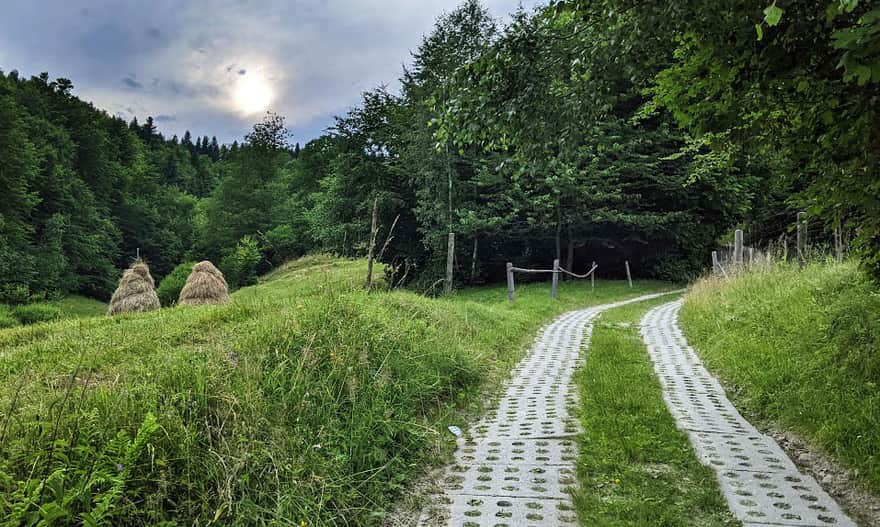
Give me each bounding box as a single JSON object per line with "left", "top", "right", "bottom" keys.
{"left": 177, "top": 261, "right": 231, "bottom": 306}
{"left": 108, "top": 261, "right": 161, "bottom": 315}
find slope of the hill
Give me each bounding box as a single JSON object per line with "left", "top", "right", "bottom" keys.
{"left": 680, "top": 261, "right": 880, "bottom": 496}
{"left": 0, "top": 255, "right": 671, "bottom": 526}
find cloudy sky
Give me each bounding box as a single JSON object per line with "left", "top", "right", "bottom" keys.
{"left": 0, "top": 0, "right": 541, "bottom": 144}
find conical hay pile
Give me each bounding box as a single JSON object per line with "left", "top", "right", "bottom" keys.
{"left": 177, "top": 261, "right": 231, "bottom": 306}
{"left": 108, "top": 261, "right": 161, "bottom": 315}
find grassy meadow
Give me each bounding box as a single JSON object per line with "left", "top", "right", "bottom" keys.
{"left": 0, "top": 296, "right": 106, "bottom": 329}
{"left": 680, "top": 260, "right": 880, "bottom": 494}
{"left": 0, "top": 255, "right": 673, "bottom": 526}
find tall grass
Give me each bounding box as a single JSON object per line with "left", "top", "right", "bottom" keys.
{"left": 0, "top": 255, "right": 672, "bottom": 526}
{"left": 681, "top": 260, "right": 880, "bottom": 493}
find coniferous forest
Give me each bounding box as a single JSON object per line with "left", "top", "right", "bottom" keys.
{"left": 2, "top": 0, "right": 879, "bottom": 304}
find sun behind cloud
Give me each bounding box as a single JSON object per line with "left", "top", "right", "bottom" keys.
{"left": 233, "top": 72, "right": 274, "bottom": 115}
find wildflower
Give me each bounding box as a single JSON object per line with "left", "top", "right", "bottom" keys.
{"left": 116, "top": 463, "right": 124, "bottom": 472}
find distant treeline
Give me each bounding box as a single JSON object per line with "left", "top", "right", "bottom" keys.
{"left": 3, "top": 0, "right": 879, "bottom": 303}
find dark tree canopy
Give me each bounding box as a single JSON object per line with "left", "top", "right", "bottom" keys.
{"left": 3, "top": 0, "right": 879, "bottom": 303}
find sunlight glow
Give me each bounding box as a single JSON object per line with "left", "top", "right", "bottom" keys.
{"left": 233, "top": 73, "right": 274, "bottom": 115}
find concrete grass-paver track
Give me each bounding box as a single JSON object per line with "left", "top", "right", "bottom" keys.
{"left": 641, "top": 300, "right": 855, "bottom": 527}
{"left": 417, "top": 291, "right": 678, "bottom": 527}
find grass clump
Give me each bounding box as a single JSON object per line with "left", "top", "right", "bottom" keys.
{"left": 573, "top": 296, "right": 737, "bottom": 526}
{"left": 0, "top": 257, "right": 672, "bottom": 526}
{"left": 681, "top": 260, "right": 880, "bottom": 492}
{"left": 0, "top": 305, "right": 18, "bottom": 329}
{"left": 0, "top": 296, "right": 106, "bottom": 331}
{"left": 10, "top": 303, "right": 62, "bottom": 325}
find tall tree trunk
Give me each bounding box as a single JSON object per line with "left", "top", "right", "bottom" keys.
{"left": 566, "top": 225, "right": 574, "bottom": 276}
{"left": 471, "top": 236, "right": 478, "bottom": 283}
{"left": 555, "top": 202, "right": 562, "bottom": 263}
{"left": 445, "top": 232, "right": 455, "bottom": 294}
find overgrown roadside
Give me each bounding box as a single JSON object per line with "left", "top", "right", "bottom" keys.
{"left": 680, "top": 261, "right": 880, "bottom": 524}
{"left": 573, "top": 296, "right": 739, "bottom": 526}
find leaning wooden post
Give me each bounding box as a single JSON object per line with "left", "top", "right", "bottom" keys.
{"left": 506, "top": 262, "right": 515, "bottom": 304}
{"left": 748, "top": 247, "right": 754, "bottom": 268}
{"left": 625, "top": 260, "right": 633, "bottom": 288}
{"left": 364, "top": 197, "right": 379, "bottom": 291}
{"left": 712, "top": 251, "right": 720, "bottom": 274}
{"left": 444, "top": 232, "right": 455, "bottom": 294}
{"left": 591, "top": 261, "right": 596, "bottom": 290}
{"left": 797, "top": 212, "right": 807, "bottom": 268}
{"left": 551, "top": 259, "right": 560, "bottom": 300}
{"left": 734, "top": 229, "right": 744, "bottom": 265}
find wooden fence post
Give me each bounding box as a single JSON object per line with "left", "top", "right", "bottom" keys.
{"left": 625, "top": 260, "right": 633, "bottom": 288}
{"left": 797, "top": 212, "right": 807, "bottom": 268}
{"left": 748, "top": 247, "right": 754, "bottom": 267}
{"left": 551, "top": 259, "right": 560, "bottom": 300}
{"left": 734, "top": 229, "right": 744, "bottom": 265}
{"left": 591, "top": 261, "right": 596, "bottom": 290}
{"left": 712, "top": 251, "right": 720, "bottom": 274}
{"left": 364, "top": 197, "right": 379, "bottom": 291}
{"left": 506, "top": 262, "right": 515, "bottom": 304}
{"left": 445, "top": 232, "right": 455, "bottom": 293}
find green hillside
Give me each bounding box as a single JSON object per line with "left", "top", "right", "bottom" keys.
{"left": 0, "top": 256, "right": 671, "bottom": 526}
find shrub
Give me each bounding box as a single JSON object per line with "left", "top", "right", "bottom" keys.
{"left": 0, "top": 283, "right": 31, "bottom": 305}
{"left": 221, "top": 236, "right": 262, "bottom": 289}
{"left": 157, "top": 262, "right": 196, "bottom": 306}
{"left": 0, "top": 305, "right": 19, "bottom": 329}
{"left": 12, "top": 303, "right": 62, "bottom": 325}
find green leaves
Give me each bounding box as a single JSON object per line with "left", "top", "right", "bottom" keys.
{"left": 763, "top": 2, "right": 784, "bottom": 26}
{"left": 832, "top": 8, "right": 880, "bottom": 85}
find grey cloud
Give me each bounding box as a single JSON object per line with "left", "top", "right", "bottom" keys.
{"left": 154, "top": 114, "right": 177, "bottom": 122}
{"left": 0, "top": 0, "right": 541, "bottom": 143}
{"left": 122, "top": 77, "right": 142, "bottom": 89}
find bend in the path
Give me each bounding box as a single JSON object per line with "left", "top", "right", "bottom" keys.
{"left": 417, "top": 291, "right": 679, "bottom": 526}
{"left": 641, "top": 300, "right": 856, "bottom": 527}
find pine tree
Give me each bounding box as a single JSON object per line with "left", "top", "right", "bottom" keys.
{"left": 142, "top": 116, "right": 157, "bottom": 144}
{"left": 210, "top": 136, "right": 220, "bottom": 161}
{"left": 182, "top": 130, "right": 194, "bottom": 153}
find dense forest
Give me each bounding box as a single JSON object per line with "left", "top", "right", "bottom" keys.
{"left": 2, "top": 0, "right": 879, "bottom": 304}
